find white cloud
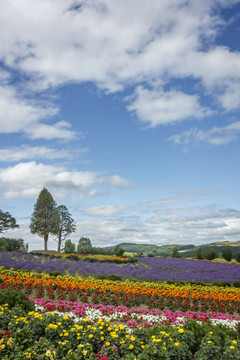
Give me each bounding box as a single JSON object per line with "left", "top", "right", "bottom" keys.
{"left": 218, "top": 82, "right": 240, "bottom": 110}
{"left": 0, "top": 0, "right": 240, "bottom": 115}
{"left": 0, "top": 85, "right": 57, "bottom": 133}
{"left": 24, "top": 120, "right": 76, "bottom": 140}
{"left": 101, "top": 175, "right": 135, "bottom": 187}
{"left": 0, "top": 161, "right": 133, "bottom": 199}
{"left": 84, "top": 205, "right": 128, "bottom": 217}
{"left": 127, "top": 86, "right": 208, "bottom": 126}
{"left": 168, "top": 120, "right": 240, "bottom": 146}
{"left": 0, "top": 145, "right": 70, "bottom": 162}
{"left": 0, "top": 84, "right": 76, "bottom": 139}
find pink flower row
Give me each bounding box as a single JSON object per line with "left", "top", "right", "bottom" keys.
{"left": 30, "top": 297, "right": 240, "bottom": 328}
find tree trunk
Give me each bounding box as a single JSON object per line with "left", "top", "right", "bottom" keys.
{"left": 58, "top": 238, "right": 62, "bottom": 253}
{"left": 57, "top": 230, "right": 62, "bottom": 253}
{"left": 44, "top": 233, "right": 48, "bottom": 251}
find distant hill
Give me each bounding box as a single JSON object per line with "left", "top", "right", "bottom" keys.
{"left": 105, "top": 241, "right": 240, "bottom": 258}
{"left": 105, "top": 242, "right": 195, "bottom": 257}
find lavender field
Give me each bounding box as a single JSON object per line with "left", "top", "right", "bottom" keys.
{"left": 0, "top": 251, "right": 239, "bottom": 283}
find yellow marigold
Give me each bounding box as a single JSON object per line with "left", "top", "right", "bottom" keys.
{"left": 106, "top": 342, "right": 111, "bottom": 347}
{"left": 129, "top": 344, "right": 134, "bottom": 350}
{"left": 89, "top": 334, "right": 93, "bottom": 339}
{"left": 178, "top": 328, "right": 184, "bottom": 333}
{"left": 230, "top": 346, "right": 235, "bottom": 350}
{"left": 175, "top": 342, "right": 180, "bottom": 347}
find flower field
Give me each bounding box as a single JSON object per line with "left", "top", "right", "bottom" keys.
{"left": 0, "top": 251, "right": 239, "bottom": 282}
{"left": 0, "top": 253, "right": 239, "bottom": 359}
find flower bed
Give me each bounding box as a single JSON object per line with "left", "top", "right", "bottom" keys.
{"left": 0, "top": 301, "right": 239, "bottom": 359}
{"left": 1, "top": 268, "right": 240, "bottom": 313}
{"left": 32, "top": 298, "right": 240, "bottom": 329}
{"left": 0, "top": 251, "right": 239, "bottom": 282}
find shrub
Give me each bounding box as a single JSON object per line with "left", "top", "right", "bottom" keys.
{"left": 222, "top": 246, "right": 232, "bottom": 262}
{"left": 212, "top": 281, "right": 231, "bottom": 288}
{"left": 106, "top": 274, "right": 122, "bottom": 281}
{"left": 47, "top": 270, "right": 63, "bottom": 277}
{"left": 234, "top": 251, "right": 240, "bottom": 263}
{"left": 66, "top": 254, "right": 79, "bottom": 261}
{"left": 204, "top": 247, "right": 217, "bottom": 261}
{"left": 233, "top": 280, "right": 240, "bottom": 288}
{"left": 0, "top": 289, "right": 35, "bottom": 312}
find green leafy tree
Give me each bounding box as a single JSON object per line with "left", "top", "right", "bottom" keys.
{"left": 0, "top": 210, "right": 19, "bottom": 234}
{"left": 55, "top": 205, "right": 76, "bottom": 252}
{"left": 63, "top": 239, "right": 76, "bottom": 253}
{"left": 114, "top": 245, "right": 125, "bottom": 256}
{"left": 234, "top": 251, "right": 240, "bottom": 263}
{"left": 171, "top": 246, "right": 181, "bottom": 258}
{"left": 204, "top": 247, "right": 217, "bottom": 260}
{"left": 0, "top": 237, "right": 28, "bottom": 252}
{"left": 29, "top": 188, "right": 60, "bottom": 251}
{"left": 222, "top": 246, "right": 232, "bottom": 262}
{"left": 77, "top": 237, "right": 92, "bottom": 254}
{"left": 195, "top": 247, "right": 203, "bottom": 260}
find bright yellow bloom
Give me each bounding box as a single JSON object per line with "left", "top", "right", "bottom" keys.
{"left": 129, "top": 344, "right": 134, "bottom": 350}
{"left": 230, "top": 345, "right": 235, "bottom": 349}
{"left": 175, "top": 342, "right": 180, "bottom": 347}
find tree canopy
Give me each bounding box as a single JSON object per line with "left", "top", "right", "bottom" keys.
{"left": 222, "top": 246, "right": 232, "bottom": 262}
{"left": 29, "top": 188, "right": 60, "bottom": 251}
{"left": 55, "top": 205, "right": 76, "bottom": 252}
{"left": 0, "top": 210, "right": 19, "bottom": 234}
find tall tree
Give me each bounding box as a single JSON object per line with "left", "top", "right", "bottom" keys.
{"left": 63, "top": 239, "right": 76, "bottom": 254}
{"left": 29, "top": 188, "right": 60, "bottom": 251}
{"left": 77, "top": 237, "right": 92, "bottom": 254}
{"left": 171, "top": 246, "right": 181, "bottom": 258}
{"left": 55, "top": 205, "right": 76, "bottom": 252}
{"left": 0, "top": 210, "right": 19, "bottom": 234}
{"left": 222, "top": 246, "right": 232, "bottom": 262}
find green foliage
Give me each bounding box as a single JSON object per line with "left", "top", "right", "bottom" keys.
{"left": 0, "top": 209, "right": 19, "bottom": 234}
{"left": 30, "top": 188, "right": 60, "bottom": 251}
{"left": 138, "top": 344, "right": 171, "bottom": 359}
{"left": 77, "top": 237, "right": 92, "bottom": 254}
{"left": 47, "top": 270, "right": 64, "bottom": 277}
{"left": 211, "top": 281, "right": 231, "bottom": 287}
{"left": 97, "top": 274, "right": 123, "bottom": 281}
{"left": 233, "top": 280, "right": 240, "bottom": 288}
{"left": 114, "top": 245, "right": 125, "bottom": 256}
{"left": 234, "top": 251, "right": 240, "bottom": 262}
{"left": 66, "top": 254, "right": 79, "bottom": 261}
{"left": 63, "top": 239, "right": 76, "bottom": 254}
{"left": 0, "top": 289, "right": 35, "bottom": 312}
{"left": 204, "top": 247, "right": 217, "bottom": 260}
{"left": 107, "top": 274, "right": 123, "bottom": 281}
{"left": 55, "top": 205, "right": 76, "bottom": 252}
{"left": 195, "top": 247, "right": 203, "bottom": 260}
{"left": 171, "top": 247, "right": 181, "bottom": 258}
{"left": 222, "top": 246, "right": 232, "bottom": 261}
{"left": 0, "top": 237, "right": 28, "bottom": 251}
{"left": 194, "top": 334, "right": 222, "bottom": 360}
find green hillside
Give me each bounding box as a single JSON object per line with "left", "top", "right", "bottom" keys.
{"left": 105, "top": 241, "right": 240, "bottom": 258}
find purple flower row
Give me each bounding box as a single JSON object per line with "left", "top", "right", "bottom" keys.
{"left": 0, "top": 251, "right": 239, "bottom": 283}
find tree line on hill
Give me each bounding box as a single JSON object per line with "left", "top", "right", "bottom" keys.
{"left": 171, "top": 245, "right": 240, "bottom": 262}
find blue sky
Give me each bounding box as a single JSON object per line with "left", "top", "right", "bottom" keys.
{"left": 0, "top": 0, "right": 240, "bottom": 250}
